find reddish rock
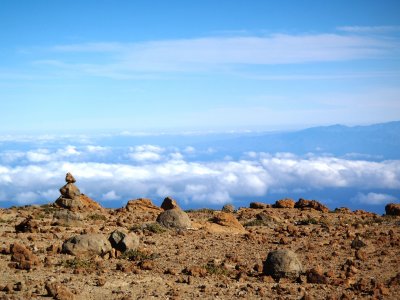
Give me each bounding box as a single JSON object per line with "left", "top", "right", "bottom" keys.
{"left": 274, "top": 198, "right": 295, "bottom": 208}
{"left": 385, "top": 203, "right": 400, "bottom": 216}
{"left": 212, "top": 212, "right": 246, "bottom": 232}
{"left": 10, "top": 242, "right": 40, "bottom": 270}
{"left": 306, "top": 266, "right": 328, "bottom": 284}
{"left": 294, "top": 198, "right": 329, "bottom": 213}
{"left": 184, "top": 266, "right": 208, "bottom": 277}
{"left": 125, "top": 198, "right": 162, "bottom": 213}
{"left": 45, "top": 281, "right": 75, "bottom": 300}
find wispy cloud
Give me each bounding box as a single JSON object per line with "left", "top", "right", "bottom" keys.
{"left": 352, "top": 192, "right": 397, "bottom": 205}
{"left": 337, "top": 26, "right": 400, "bottom": 33}
{"left": 31, "top": 31, "right": 400, "bottom": 79}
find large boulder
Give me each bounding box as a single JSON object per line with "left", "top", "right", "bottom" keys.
{"left": 294, "top": 198, "right": 329, "bottom": 213}
{"left": 212, "top": 212, "right": 245, "bottom": 232}
{"left": 125, "top": 198, "right": 162, "bottom": 213}
{"left": 274, "top": 198, "right": 295, "bottom": 209}
{"left": 263, "top": 249, "right": 303, "bottom": 280}
{"left": 385, "top": 203, "right": 400, "bottom": 216}
{"left": 109, "top": 230, "right": 139, "bottom": 252}
{"left": 62, "top": 234, "right": 112, "bottom": 257}
{"left": 156, "top": 208, "right": 192, "bottom": 229}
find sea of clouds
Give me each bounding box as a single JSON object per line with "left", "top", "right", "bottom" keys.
{"left": 0, "top": 136, "right": 399, "bottom": 211}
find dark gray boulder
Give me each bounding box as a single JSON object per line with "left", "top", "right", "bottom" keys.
{"left": 109, "top": 230, "right": 139, "bottom": 252}
{"left": 156, "top": 208, "right": 191, "bottom": 229}
{"left": 263, "top": 249, "right": 303, "bottom": 280}
{"left": 62, "top": 234, "right": 112, "bottom": 257}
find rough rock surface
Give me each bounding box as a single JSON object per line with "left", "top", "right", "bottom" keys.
{"left": 52, "top": 210, "right": 83, "bottom": 226}
{"left": 45, "top": 280, "right": 75, "bottom": 300}
{"left": 221, "top": 204, "right": 235, "bottom": 213}
{"left": 1, "top": 200, "right": 400, "bottom": 299}
{"left": 15, "top": 216, "right": 39, "bottom": 233}
{"left": 209, "top": 212, "right": 246, "bottom": 234}
{"left": 109, "top": 230, "right": 139, "bottom": 252}
{"left": 156, "top": 208, "right": 192, "bottom": 229}
{"left": 125, "top": 198, "right": 162, "bottom": 213}
{"left": 65, "top": 172, "right": 76, "bottom": 184}
{"left": 249, "top": 202, "right": 271, "bottom": 209}
{"left": 160, "top": 196, "right": 179, "bottom": 210}
{"left": 263, "top": 249, "right": 303, "bottom": 280}
{"left": 10, "top": 242, "right": 40, "bottom": 270}
{"left": 295, "top": 198, "right": 330, "bottom": 212}
{"left": 274, "top": 198, "right": 295, "bottom": 208}
{"left": 62, "top": 234, "right": 112, "bottom": 257}
{"left": 385, "top": 203, "right": 400, "bottom": 216}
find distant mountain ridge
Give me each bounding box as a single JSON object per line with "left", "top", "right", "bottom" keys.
{"left": 204, "top": 121, "right": 400, "bottom": 159}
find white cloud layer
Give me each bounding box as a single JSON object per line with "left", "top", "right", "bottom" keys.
{"left": 0, "top": 145, "right": 399, "bottom": 206}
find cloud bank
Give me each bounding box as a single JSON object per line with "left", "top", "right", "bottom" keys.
{"left": 0, "top": 144, "right": 398, "bottom": 207}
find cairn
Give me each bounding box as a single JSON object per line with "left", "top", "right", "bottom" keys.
{"left": 55, "top": 173, "right": 102, "bottom": 211}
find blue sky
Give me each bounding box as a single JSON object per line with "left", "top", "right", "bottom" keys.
{"left": 1, "top": 0, "right": 400, "bottom": 133}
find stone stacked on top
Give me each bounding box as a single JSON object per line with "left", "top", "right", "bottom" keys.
{"left": 55, "top": 172, "right": 102, "bottom": 211}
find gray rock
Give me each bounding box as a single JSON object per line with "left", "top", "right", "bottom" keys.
{"left": 52, "top": 210, "right": 83, "bottom": 226}
{"left": 62, "top": 234, "right": 112, "bottom": 257}
{"left": 55, "top": 197, "right": 84, "bottom": 210}
{"left": 59, "top": 183, "right": 81, "bottom": 199}
{"left": 156, "top": 208, "right": 191, "bottom": 229}
{"left": 109, "top": 230, "right": 139, "bottom": 252}
{"left": 351, "top": 236, "right": 367, "bottom": 249}
{"left": 221, "top": 204, "right": 235, "bottom": 213}
{"left": 263, "top": 249, "right": 303, "bottom": 280}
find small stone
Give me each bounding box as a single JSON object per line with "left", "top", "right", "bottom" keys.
{"left": 306, "top": 266, "right": 328, "bottom": 284}
{"left": 161, "top": 197, "right": 179, "bottom": 210}
{"left": 65, "top": 172, "right": 76, "bottom": 183}
{"left": 45, "top": 281, "right": 75, "bottom": 300}
{"left": 96, "top": 277, "right": 106, "bottom": 287}
{"left": 355, "top": 249, "right": 367, "bottom": 261}
{"left": 184, "top": 266, "right": 207, "bottom": 277}
{"left": 351, "top": 236, "right": 367, "bottom": 249}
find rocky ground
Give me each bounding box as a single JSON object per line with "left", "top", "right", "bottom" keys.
{"left": 0, "top": 175, "right": 399, "bottom": 300}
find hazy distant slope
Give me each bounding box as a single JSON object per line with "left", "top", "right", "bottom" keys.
{"left": 205, "top": 121, "right": 400, "bottom": 159}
